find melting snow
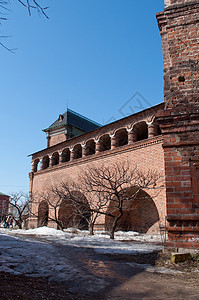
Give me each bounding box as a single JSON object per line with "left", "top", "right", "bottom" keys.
{"left": 0, "top": 226, "right": 177, "bottom": 293}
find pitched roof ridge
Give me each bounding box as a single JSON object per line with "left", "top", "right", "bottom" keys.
{"left": 67, "top": 108, "right": 102, "bottom": 127}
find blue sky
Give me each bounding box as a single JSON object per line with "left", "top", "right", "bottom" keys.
{"left": 0, "top": 0, "right": 164, "bottom": 195}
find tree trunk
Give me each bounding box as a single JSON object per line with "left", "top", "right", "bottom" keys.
{"left": 110, "top": 211, "right": 123, "bottom": 239}
{"left": 89, "top": 223, "right": 94, "bottom": 235}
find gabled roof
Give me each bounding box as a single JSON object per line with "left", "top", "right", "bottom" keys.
{"left": 43, "top": 108, "right": 101, "bottom": 133}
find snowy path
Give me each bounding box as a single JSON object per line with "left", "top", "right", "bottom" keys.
{"left": 0, "top": 227, "right": 170, "bottom": 295}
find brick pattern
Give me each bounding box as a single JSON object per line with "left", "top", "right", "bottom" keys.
{"left": 49, "top": 133, "right": 66, "bottom": 147}
{"left": 165, "top": 0, "right": 198, "bottom": 7}
{"left": 157, "top": 1, "right": 199, "bottom": 109}
{"left": 29, "top": 136, "right": 166, "bottom": 234}
{"left": 156, "top": 0, "right": 199, "bottom": 248}
{"left": 0, "top": 195, "right": 9, "bottom": 220}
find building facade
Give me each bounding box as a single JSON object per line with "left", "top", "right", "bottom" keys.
{"left": 0, "top": 192, "right": 9, "bottom": 222}
{"left": 29, "top": 0, "right": 199, "bottom": 248}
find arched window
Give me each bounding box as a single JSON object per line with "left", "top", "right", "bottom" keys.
{"left": 99, "top": 134, "right": 111, "bottom": 152}
{"left": 42, "top": 155, "right": 49, "bottom": 169}
{"left": 156, "top": 125, "right": 162, "bottom": 135}
{"left": 133, "top": 121, "right": 148, "bottom": 142}
{"left": 73, "top": 144, "right": 82, "bottom": 159}
{"left": 115, "top": 128, "right": 128, "bottom": 147}
{"left": 52, "top": 152, "right": 59, "bottom": 166}
{"left": 33, "top": 159, "right": 40, "bottom": 172}
{"left": 85, "top": 140, "right": 95, "bottom": 156}
{"left": 62, "top": 148, "right": 70, "bottom": 162}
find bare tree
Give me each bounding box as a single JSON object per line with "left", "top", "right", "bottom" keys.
{"left": 9, "top": 192, "right": 30, "bottom": 229}
{"left": 80, "top": 162, "right": 163, "bottom": 239}
{"left": 0, "top": 0, "right": 48, "bottom": 51}
{"left": 51, "top": 183, "right": 91, "bottom": 232}
{"left": 55, "top": 181, "right": 102, "bottom": 235}
{"left": 32, "top": 190, "right": 65, "bottom": 230}
{"left": 30, "top": 161, "right": 163, "bottom": 238}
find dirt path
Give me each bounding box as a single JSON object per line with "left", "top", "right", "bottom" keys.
{"left": 1, "top": 233, "right": 199, "bottom": 299}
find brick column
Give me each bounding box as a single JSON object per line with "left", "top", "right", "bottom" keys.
{"left": 40, "top": 158, "right": 44, "bottom": 170}
{"left": 110, "top": 134, "right": 117, "bottom": 150}
{"left": 32, "top": 161, "right": 37, "bottom": 173}
{"left": 127, "top": 129, "right": 134, "bottom": 145}
{"left": 49, "top": 155, "right": 54, "bottom": 167}
{"left": 148, "top": 124, "right": 156, "bottom": 139}
{"left": 95, "top": 140, "right": 101, "bottom": 154}
{"left": 59, "top": 151, "right": 64, "bottom": 163}
{"left": 82, "top": 145, "right": 87, "bottom": 157}
{"left": 70, "top": 148, "right": 75, "bottom": 161}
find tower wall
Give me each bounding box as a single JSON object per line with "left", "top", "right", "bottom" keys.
{"left": 157, "top": 0, "right": 199, "bottom": 248}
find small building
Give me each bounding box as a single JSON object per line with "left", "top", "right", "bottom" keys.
{"left": 0, "top": 192, "right": 10, "bottom": 222}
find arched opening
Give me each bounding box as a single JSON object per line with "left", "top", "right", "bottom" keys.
{"left": 86, "top": 139, "right": 95, "bottom": 156}
{"left": 42, "top": 155, "right": 49, "bottom": 169}
{"left": 58, "top": 191, "right": 90, "bottom": 230}
{"left": 156, "top": 124, "right": 162, "bottom": 135}
{"left": 134, "top": 122, "right": 148, "bottom": 142}
{"left": 38, "top": 200, "right": 49, "bottom": 227}
{"left": 37, "top": 160, "right": 41, "bottom": 171}
{"left": 73, "top": 144, "right": 82, "bottom": 159}
{"left": 105, "top": 187, "right": 159, "bottom": 233}
{"left": 115, "top": 128, "right": 128, "bottom": 147}
{"left": 99, "top": 134, "right": 111, "bottom": 152}
{"left": 33, "top": 159, "right": 40, "bottom": 172}
{"left": 52, "top": 152, "right": 59, "bottom": 166}
{"left": 62, "top": 148, "right": 70, "bottom": 162}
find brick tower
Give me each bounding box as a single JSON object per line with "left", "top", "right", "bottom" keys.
{"left": 157, "top": 0, "right": 199, "bottom": 248}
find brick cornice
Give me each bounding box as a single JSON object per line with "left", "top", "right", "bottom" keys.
{"left": 157, "top": 1, "right": 199, "bottom": 31}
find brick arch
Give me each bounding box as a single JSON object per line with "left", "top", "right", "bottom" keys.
{"left": 98, "top": 134, "right": 111, "bottom": 152}
{"left": 133, "top": 121, "right": 148, "bottom": 142}
{"left": 105, "top": 187, "right": 159, "bottom": 233}
{"left": 38, "top": 200, "right": 49, "bottom": 227}
{"left": 62, "top": 148, "right": 70, "bottom": 162}
{"left": 58, "top": 191, "right": 91, "bottom": 229}
{"left": 33, "top": 158, "right": 40, "bottom": 172}
{"left": 85, "top": 139, "right": 95, "bottom": 156}
{"left": 73, "top": 144, "right": 82, "bottom": 159}
{"left": 42, "top": 155, "right": 49, "bottom": 169}
{"left": 115, "top": 128, "right": 128, "bottom": 147}
{"left": 52, "top": 152, "right": 59, "bottom": 166}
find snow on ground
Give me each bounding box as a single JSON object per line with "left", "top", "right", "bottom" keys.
{"left": 0, "top": 227, "right": 177, "bottom": 293}
{"left": 2, "top": 226, "right": 163, "bottom": 254}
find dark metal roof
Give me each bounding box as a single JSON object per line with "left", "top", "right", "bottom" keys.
{"left": 43, "top": 108, "right": 101, "bottom": 132}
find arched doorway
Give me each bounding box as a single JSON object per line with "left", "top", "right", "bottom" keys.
{"left": 38, "top": 200, "right": 49, "bottom": 227}
{"left": 105, "top": 187, "right": 159, "bottom": 233}
{"left": 58, "top": 191, "right": 91, "bottom": 230}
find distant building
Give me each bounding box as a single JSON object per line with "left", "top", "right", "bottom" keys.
{"left": 0, "top": 192, "right": 9, "bottom": 221}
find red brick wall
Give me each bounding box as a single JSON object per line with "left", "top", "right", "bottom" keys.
{"left": 0, "top": 195, "right": 9, "bottom": 219}
{"left": 157, "top": 0, "right": 199, "bottom": 248}
{"left": 157, "top": 1, "right": 199, "bottom": 109}
{"left": 29, "top": 137, "right": 166, "bottom": 234}
{"left": 165, "top": 0, "right": 197, "bottom": 7}
{"left": 48, "top": 133, "right": 66, "bottom": 147}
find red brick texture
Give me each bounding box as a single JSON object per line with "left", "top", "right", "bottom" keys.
{"left": 157, "top": 0, "right": 199, "bottom": 248}
{"left": 29, "top": 130, "right": 166, "bottom": 234}
{"left": 0, "top": 194, "right": 9, "bottom": 220}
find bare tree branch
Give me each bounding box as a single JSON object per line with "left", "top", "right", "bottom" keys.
{"left": 9, "top": 192, "right": 30, "bottom": 229}
{"left": 0, "top": 0, "right": 49, "bottom": 51}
